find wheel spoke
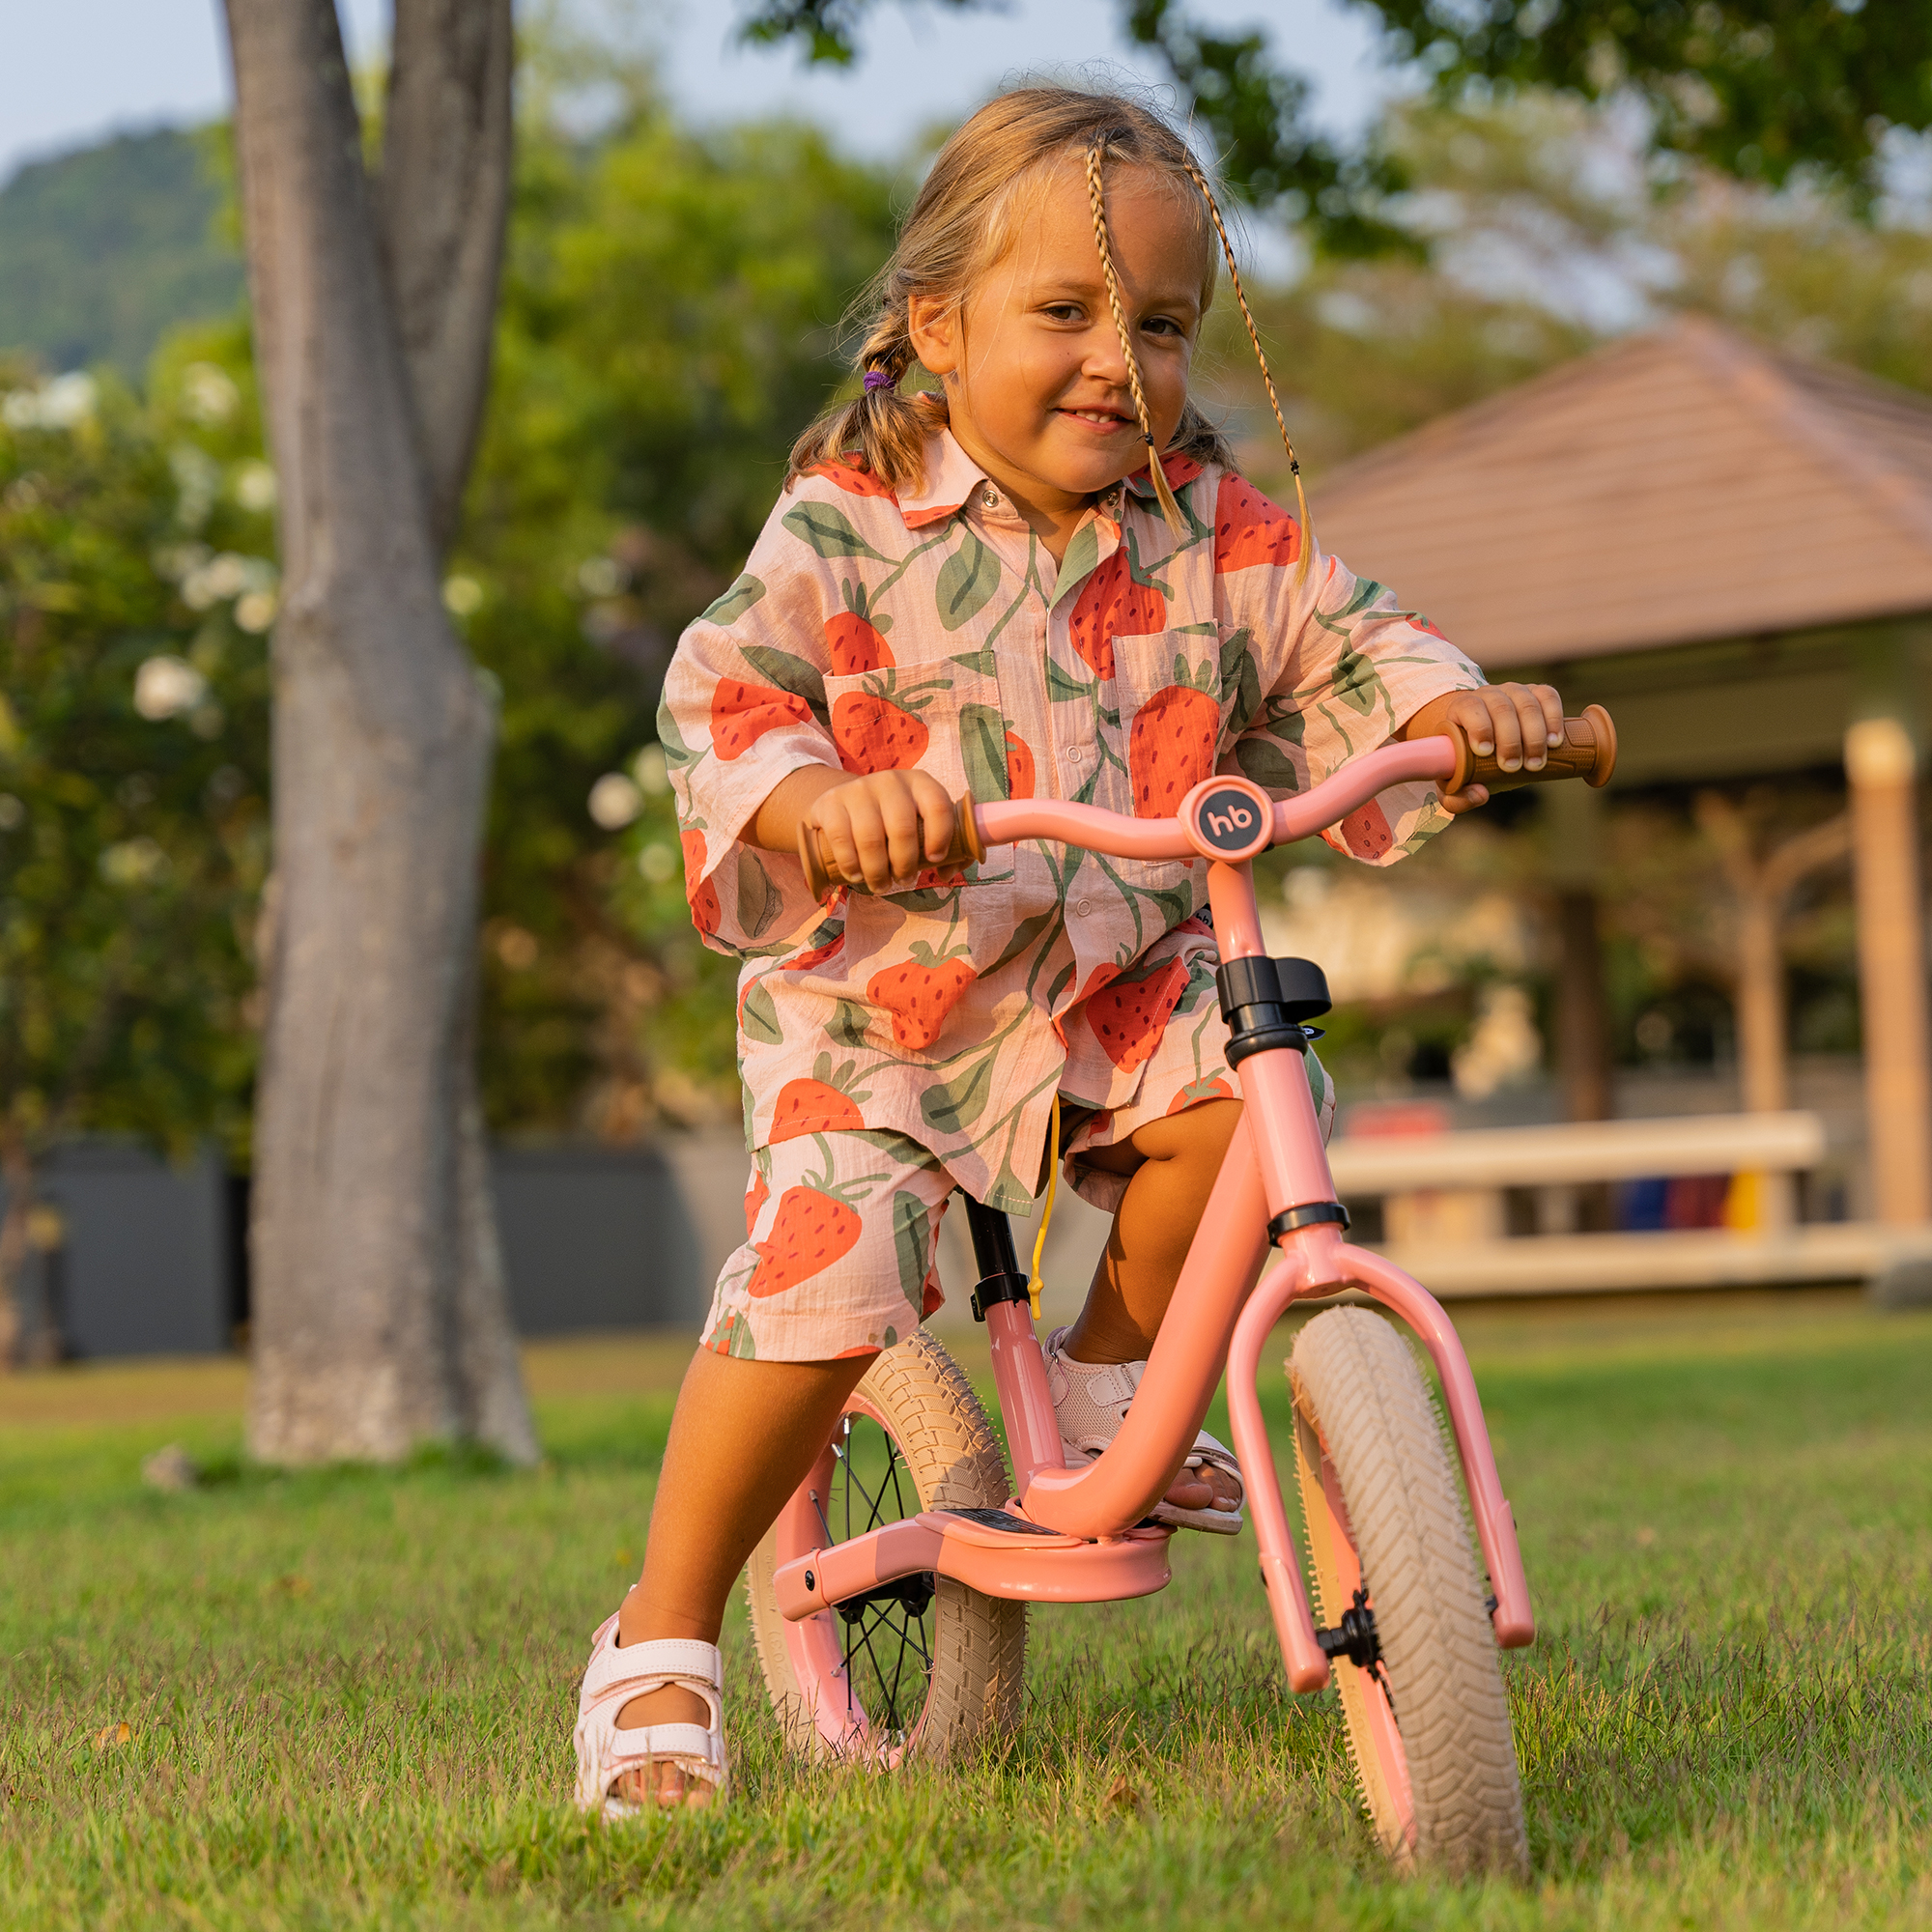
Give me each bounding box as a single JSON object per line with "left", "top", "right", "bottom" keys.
{"left": 822, "top": 1410, "right": 939, "bottom": 1744}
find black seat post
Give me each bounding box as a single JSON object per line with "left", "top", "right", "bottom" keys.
{"left": 959, "top": 1193, "right": 1033, "bottom": 1323}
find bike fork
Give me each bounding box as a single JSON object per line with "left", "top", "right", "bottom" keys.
{"left": 959, "top": 1194, "right": 1065, "bottom": 1492}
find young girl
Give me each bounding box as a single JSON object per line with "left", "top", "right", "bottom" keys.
{"left": 573, "top": 86, "right": 1566, "bottom": 1812}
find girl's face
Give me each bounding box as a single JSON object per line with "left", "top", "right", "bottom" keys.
{"left": 910, "top": 163, "right": 1206, "bottom": 532}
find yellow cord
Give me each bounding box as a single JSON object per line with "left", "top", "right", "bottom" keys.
{"left": 1028, "top": 1093, "right": 1061, "bottom": 1322}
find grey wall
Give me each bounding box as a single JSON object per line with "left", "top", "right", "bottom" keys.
{"left": 1, "top": 1131, "right": 765, "bottom": 1358}
{"left": 494, "top": 1141, "right": 716, "bottom": 1335}
{"left": 1, "top": 1142, "right": 234, "bottom": 1358}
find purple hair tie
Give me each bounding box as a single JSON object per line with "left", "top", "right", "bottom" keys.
{"left": 863, "top": 370, "right": 894, "bottom": 392}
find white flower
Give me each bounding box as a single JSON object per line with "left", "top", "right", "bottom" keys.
{"left": 632, "top": 744, "right": 669, "bottom": 796}
{"left": 577, "top": 556, "right": 622, "bottom": 598}
{"left": 2, "top": 372, "right": 98, "bottom": 432}
{"left": 442, "top": 574, "right": 484, "bottom": 616}
{"left": 588, "top": 772, "right": 643, "bottom": 830}
{"left": 182, "top": 551, "right": 270, "bottom": 611}
{"left": 151, "top": 542, "right": 210, "bottom": 584}
{"left": 169, "top": 443, "right": 221, "bottom": 530}
{"left": 134, "top": 656, "right": 209, "bottom": 722}
{"left": 182, "top": 362, "right": 239, "bottom": 425}
{"left": 234, "top": 591, "right": 277, "bottom": 634}
{"left": 99, "top": 837, "right": 168, "bottom": 886}
{"left": 638, "top": 841, "right": 677, "bottom": 883}
{"left": 232, "top": 461, "right": 277, "bottom": 512}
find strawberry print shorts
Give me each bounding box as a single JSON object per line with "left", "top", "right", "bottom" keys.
{"left": 701, "top": 1010, "right": 1334, "bottom": 1363}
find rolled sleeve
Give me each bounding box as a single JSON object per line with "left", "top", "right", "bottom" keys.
{"left": 1222, "top": 532, "right": 1485, "bottom": 867}
{"left": 657, "top": 500, "right": 844, "bottom": 956}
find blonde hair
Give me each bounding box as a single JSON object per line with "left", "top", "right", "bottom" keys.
{"left": 787, "top": 85, "right": 1312, "bottom": 562}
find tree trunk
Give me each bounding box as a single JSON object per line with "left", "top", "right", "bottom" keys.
{"left": 0, "top": 1134, "right": 31, "bottom": 1371}
{"left": 1732, "top": 891, "right": 1788, "bottom": 1115}
{"left": 224, "top": 0, "right": 533, "bottom": 1463}
{"left": 1693, "top": 793, "right": 1851, "bottom": 1119}
{"left": 1554, "top": 889, "right": 1611, "bottom": 1123}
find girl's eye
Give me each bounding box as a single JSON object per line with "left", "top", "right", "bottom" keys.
{"left": 1042, "top": 303, "right": 1084, "bottom": 324}
{"left": 1143, "top": 316, "right": 1185, "bottom": 340}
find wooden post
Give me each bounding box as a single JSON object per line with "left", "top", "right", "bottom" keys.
{"left": 1846, "top": 715, "right": 1932, "bottom": 1225}
{"left": 1545, "top": 781, "right": 1613, "bottom": 1124}
{"left": 1554, "top": 891, "right": 1612, "bottom": 1122}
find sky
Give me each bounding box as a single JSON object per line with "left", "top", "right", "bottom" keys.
{"left": 0, "top": 0, "right": 1406, "bottom": 183}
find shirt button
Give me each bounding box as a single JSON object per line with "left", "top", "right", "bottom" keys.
{"left": 1075, "top": 898, "right": 1094, "bottom": 917}
{"left": 980, "top": 485, "right": 1000, "bottom": 509}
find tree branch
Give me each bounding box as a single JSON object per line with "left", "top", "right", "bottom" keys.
{"left": 736, "top": 0, "right": 1407, "bottom": 252}
{"left": 380, "top": 0, "right": 516, "bottom": 556}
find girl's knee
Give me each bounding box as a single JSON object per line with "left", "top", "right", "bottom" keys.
{"left": 1130, "top": 1097, "right": 1242, "bottom": 1192}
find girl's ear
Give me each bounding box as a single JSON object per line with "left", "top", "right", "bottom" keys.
{"left": 908, "top": 294, "right": 959, "bottom": 380}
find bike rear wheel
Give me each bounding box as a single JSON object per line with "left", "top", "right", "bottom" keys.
{"left": 1290, "top": 1306, "right": 1527, "bottom": 1875}
{"left": 745, "top": 1328, "right": 1026, "bottom": 1764}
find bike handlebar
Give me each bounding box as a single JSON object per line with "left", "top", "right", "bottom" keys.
{"left": 799, "top": 705, "right": 1617, "bottom": 900}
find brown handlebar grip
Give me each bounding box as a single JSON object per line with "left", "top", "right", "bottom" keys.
{"left": 799, "top": 792, "right": 986, "bottom": 900}
{"left": 1446, "top": 702, "right": 1617, "bottom": 795}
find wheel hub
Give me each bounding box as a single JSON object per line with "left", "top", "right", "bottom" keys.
{"left": 1317, "top": 1586, "right": 1382, "bottom": 1671}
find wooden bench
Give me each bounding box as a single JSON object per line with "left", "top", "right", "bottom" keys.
{"left": 1322, "top": 1110, "right": 1932, "bottom": 1301}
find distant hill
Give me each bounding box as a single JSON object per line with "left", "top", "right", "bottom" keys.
{"left": 0, "top": 126, "right": 244, "bottom": 376}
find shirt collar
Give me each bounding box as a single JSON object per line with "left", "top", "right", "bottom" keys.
{"left": 897, "top": 429, "right": 1138, "bottom": 534}
{"left": 898, "top": 429, "right": 989, "bottom": 528}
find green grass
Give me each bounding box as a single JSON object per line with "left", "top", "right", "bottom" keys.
{"left": 3, "top": 1293, "right": 1929, "bottom": 1928}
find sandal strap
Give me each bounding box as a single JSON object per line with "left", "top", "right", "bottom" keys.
{"left": 1045, "top": 1329, "right": 1243, "bottom": 1500}
{"left": 1182, "top": 1429, "right": 1241, "bottom": 1485}
{"left": 582, "top": 1634, "right": 722, "bottom": 1714}
{"left": 601, "top": 1720, "right": 716, "bottom": 1763}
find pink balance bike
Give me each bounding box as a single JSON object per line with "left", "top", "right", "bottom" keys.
{"left": 745, "top": 707, "right": 1618, "bottom": 1873}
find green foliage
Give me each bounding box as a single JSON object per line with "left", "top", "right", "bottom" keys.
{"left": 1374, "top": 0, "right": 1932, "bottom": 205}
{"left": 741, "top": 0, "right": 1411, "bottom": 252}
{"left": 0, "top": 128, "right": 242, "bottom": 375}
{"left": 458, "top": 93, "right": 898, "bottom": 1133}
{"left": 0, "top": 341, "right": 271, "bottom": 1181}
{"left": 0, "top": 1298, "right": 1928, "bottom": 1923}
{"left": 740, "top": 0, "right": 1932, "bottom": 245}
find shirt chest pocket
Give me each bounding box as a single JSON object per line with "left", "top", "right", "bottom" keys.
{"left": 822, "top": 643, "right": 1017, "bottom": 887}
{"left": 1116, "top": 632, "right": 1228, "bottom": 817}
{"left": 1105, "top": 633, "right": 1224, "bottom": 911}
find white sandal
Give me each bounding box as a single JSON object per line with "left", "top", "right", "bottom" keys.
{"left": 573, "top": 1607, "right": 728, "bottom": 1815}
{"left": 1044, "top": 1326, "right": 1245, "bottom": 1535}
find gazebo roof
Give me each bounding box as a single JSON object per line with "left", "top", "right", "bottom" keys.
{"left": 1309, "top": 314, "right": 1932, "bottom": 669}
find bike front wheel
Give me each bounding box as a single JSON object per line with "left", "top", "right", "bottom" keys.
{"left": 1290, "top": 1305, "right": 1527, "bottom": 1875}
{"left": 745, "top": 1328, "right": 1027, "bottom": 1765}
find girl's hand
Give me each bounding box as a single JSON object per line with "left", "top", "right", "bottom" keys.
{"left": 752, "top": 765, "right": 957, "bottom": 892}
{"left": 809, "top": 772, "right": 958, "bottom": 892}
{"left": 1400, "top": 683, "right": 1565, "bottom": 815}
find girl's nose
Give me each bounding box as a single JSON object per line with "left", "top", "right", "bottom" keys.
{"left": 1080, "top": 324, "right": 1130, "bottom": 387}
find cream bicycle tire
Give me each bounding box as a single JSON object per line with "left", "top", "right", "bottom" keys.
{"left": 746, "top": 1328, "right": 1027, "bottom": 1763}
{"left": 1290, "top": 1306, "right": 1527, "bottom": 1875}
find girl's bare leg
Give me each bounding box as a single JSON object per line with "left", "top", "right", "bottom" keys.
{"left": 611, "top": 1347, "right": 869, "bottom": 1804}
{"left": 1060, "top": 1096, "right": 1243, "bottom": 1513}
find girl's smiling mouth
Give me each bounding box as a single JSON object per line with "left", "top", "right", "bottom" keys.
{"left": 1059, "top": 405, "right": 1132, "bottom": 430}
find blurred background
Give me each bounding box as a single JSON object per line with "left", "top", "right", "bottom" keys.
{"left": 7, "top": 0, "right": 1932, "bottom": 1357}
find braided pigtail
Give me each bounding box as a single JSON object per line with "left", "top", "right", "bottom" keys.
{"left": 1180, "top": 156, "right": 1314, "bottom": 584}
{"left": 786, "top": 300, "right": 940, "bottom": 495}
{"left": 1085, "top": 133, "right": 1189, "bottom": 540}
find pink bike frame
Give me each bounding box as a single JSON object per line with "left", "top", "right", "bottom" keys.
{"left": 773, "top": 736, "right": 1535, "bottom": 1693}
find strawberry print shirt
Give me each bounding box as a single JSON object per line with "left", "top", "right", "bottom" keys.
{"left": 658, "top": 429, "right": 1483, "bottom": 1212}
